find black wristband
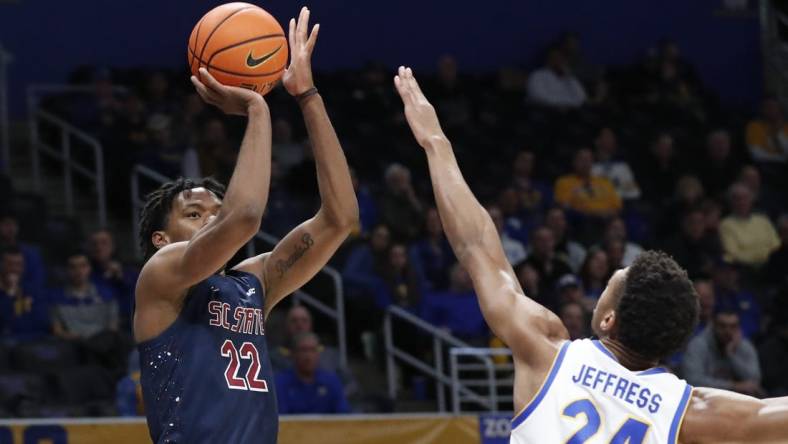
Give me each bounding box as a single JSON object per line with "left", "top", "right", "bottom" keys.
{"left": 295, "top": 87, "right": 319, "bottom": 104}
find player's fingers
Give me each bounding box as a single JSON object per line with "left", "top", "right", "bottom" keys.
{"left": 306, "top": 24, "right": 320, "bottom": 53}
{"left": 394, "top": 75, "right": 405, "bottom": 98}
{"left": 288, "top": 18, "right": 296, "bottom": 52}
{"left": 297, "top": 7, "right": 309, "bottom": 45}
{"left": 407, "top": 68, "right": 426, "bottom": 97}
{"left": 198, "top": 68, "right": 224, "bottom": 93}
{"left": 191, "top": 77, "right": 218, "bottom": 105}
{"left": 396, "top": 66, "right": 409, "bottom": 99}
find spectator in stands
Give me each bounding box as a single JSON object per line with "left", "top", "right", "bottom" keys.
{"left": 659, "top": 175, "right": 705, "bottom": 237}
{"left": 737, "top": 165, "right": 780, "bottom": 219}
{"left": 144, "top": 71, "right": 174, "bottom": 115}
{"left": 50, "top": 251, "right": 119, "bottom": 341}
{"left": 746, "top": 95, "right": 788, "bottom": 164}
{"left": 527, "top": 47, "right": 587, "bottom": 109}
{"left": 374, "top": 243, "right": 421, "bottom": 311}
{"left": 87, "top": 229, "right": 138, "bottom": 325}
{"left": 272, "top": 118, "right": 306, "bottom": 174}
{"left": 556, "top": 273, "right": 594, "bottom": 313}
{"left": 637, "top": 132, "right": 683, "bottom": 208}
{"left": 270, "top": 306, "right": 356, "bottom": 397}
{"left": 712, "top": 259, "right": 761, "bottom": 339}
{"left": 0, "top": 247, "right": 50, "bottom": 340}
{"left": 0, "top": 212, "right": 45, "bottom": 294}
{"left": 764, "top": 215, "right": 788, "bottom": 289}
{"left": 559, "top": 301, "right": 588, "bottom": 340}
{"left": 579, "top": 247, "right": 610, "bottom": 301}
{"left": 421, "top": 264, "right": 487, "bottom": 344}
{"left": 719, "top": 183, "right": 780, "bottom": 267}
{"left": 275, "top": 332, "right": 350, "bottom": 414}
{"left": 554, "top": 148, "right": 622, "bottom": 220}
{"left": 600, "top": 218, "right": 643, "bottom": 267}
{"left": 544, "top": 207, "right": 586, "bottom": 272}
{"left": 510, "top": 150, "right": 552, "bottom": 216}
{"left": 378, "top": 163, "right": 424, "bottom": 241}
{"left": 697, "top": 129, "right": 740, "bottom": 200}
{"left": 759, "top": 296, "right": 788, "bottom": 396}
{"left": 603, "top": 238, "right": 626, "bottom": 271}
{"left": 591, "top": 127, "right": 641, "bottom": 201}
{"left": 409, "top": 208, "right": 455, "bottom": 291}
{"left": 521, "top": 226, "right": 572, "bottom": 311}
{"left": 197, "top": 117, "right": 236, "bottom": 185}
{"left": 557, "top": 32, "right": 600, "bottom": 87}
{"left": 351, "top": 168, "right": 378, "bottom": 236}
{"left": 487, "top": 205, "right": 526, "bottom": 265}
{"left": 342, "top": 224, "right": 391, "bottom": 300}
{"left": 515, "top": 262, "right": 541, "bottom": 304}
{"left": 694, "top": 279, "right": 716, "bottom": 335}
{"left": 497, "top": 187, "right": 532, "bottom": 245}
{"left": 116, "top": 349, "right": 143, "bottom": 416}
{"left": 683, "top": 310, "right": 763, "bottom": 396}
{"left": 663, "top": 208, "right": 722, "bottom": 279}
{"left": 139, "top": 113, "right": 199, "bottom": 179}
{"left": 431, "top": 55, "right": 472, "bottom": 129}
{"left": 701, "top": 198, "right": 723, "bottom": 238}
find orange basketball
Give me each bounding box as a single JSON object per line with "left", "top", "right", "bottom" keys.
{"left": 188, "top": 2, "right": 288, "bottom": 96}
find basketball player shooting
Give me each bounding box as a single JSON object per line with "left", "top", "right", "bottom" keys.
{"left": 134, "top": 8, "right": 357, "bottom": 443}
{"left": 393, "top": 66, "right": 788, "bottom": 444}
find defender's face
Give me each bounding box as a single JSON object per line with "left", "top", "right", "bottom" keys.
{"left": 591, "top": 268, "right": 627, "bottom": 338}
{"left": 156, "top": 187, "right": 222, "bottom": 248}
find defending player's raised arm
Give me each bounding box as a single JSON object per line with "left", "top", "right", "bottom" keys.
{"left": 234, "top": 7, "right": 358, "bottom": 316}
{"left": 680, "top": 387, "right": 788, "bottom": 444}
{"left": 393, "top": 67, "right": 568, "bottom": 360}
{"left": 140, "top": 71, "right": 271, "bottom": 295}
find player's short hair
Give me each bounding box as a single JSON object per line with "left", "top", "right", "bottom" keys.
{"left": 138, "top": 177, "right": 226, "bottom": 261}
{"left": 616, "top": 251, "right": 698, "bottom": 362}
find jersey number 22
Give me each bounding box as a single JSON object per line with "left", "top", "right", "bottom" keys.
{"left": 220, "top": 339, "right": 269, "bottom": 392}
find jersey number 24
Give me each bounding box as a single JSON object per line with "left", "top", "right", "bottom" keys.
{"left": 563, "top": 399, "right": 650, "bottom": 444}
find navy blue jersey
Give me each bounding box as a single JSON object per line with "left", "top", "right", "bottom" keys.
{"left": 139, "top": 270, "right": 277, "bottom": 444}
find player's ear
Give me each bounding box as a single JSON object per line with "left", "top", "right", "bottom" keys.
{"left": 151, "top": 231, "right": 171, "bottom": 250}
{"left": 599, "top": 309, "right": 617, "bottom": 335}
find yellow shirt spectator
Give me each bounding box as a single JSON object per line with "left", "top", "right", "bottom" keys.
{"left": 554, "top": 174, "right": 622, "bottom": 215}
{"left": 720, "top": 214, "right": 780, "bottom": 266}
{"left": 745, "top": 120, "right": 788, "bottom": 162}
{"left": 745, "top": 97, "right": 788, "bottom": 162}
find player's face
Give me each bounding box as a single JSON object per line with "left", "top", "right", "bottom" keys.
{"left": 591, "top": 268, "right": 627, "bottom": 338}
{"left": 161, "top": 187, "right": 222, "bottom": 245}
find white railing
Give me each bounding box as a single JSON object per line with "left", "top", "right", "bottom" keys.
{"left": 0, "top": 44, "right": 11, "bottom": 173}
{"left": 130, "top": 164, "right": 347, "bottom": 369}
{"left": 29, "top": 109, "right": 107, "bottom": 226}
{"left": 449, "top": 347, "right": 514, "bottom": 414}
{"left": 384, "top": 305, "right": 503, "bottom": 412}
{"left": 27, "top": 84, "right": 126, "bottom": 226}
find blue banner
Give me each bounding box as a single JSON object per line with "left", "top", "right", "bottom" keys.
{"left": 479, "top": 413, "right": 512, "bottom": 444}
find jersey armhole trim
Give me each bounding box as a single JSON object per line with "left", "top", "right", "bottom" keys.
{"left": 668, "top": 383, "right": 693, "bottom": 444}
{"left": 511, "top": 340, "right": 570, "bottom": 429}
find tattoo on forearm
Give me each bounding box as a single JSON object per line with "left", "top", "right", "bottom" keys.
{"left": 276, "top": 233, "right": 315, "bottom": 278}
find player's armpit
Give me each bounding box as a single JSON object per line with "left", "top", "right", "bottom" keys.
{"left": 679, "top": 387, "right": 788, "bottom": 444}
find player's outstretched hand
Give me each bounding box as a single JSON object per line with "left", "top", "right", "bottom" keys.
{"left": 394, "top": 66, "right": 447, "bottom": 149}
{"left": 283, "top": 6, "right": 319, "bottom": 96}
{"left": 191, "top": 68, "right": 266, "bottom": 116}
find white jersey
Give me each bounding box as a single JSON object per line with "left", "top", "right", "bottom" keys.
{"left": 511, "top": 339, "right": 692, "bottom": 444}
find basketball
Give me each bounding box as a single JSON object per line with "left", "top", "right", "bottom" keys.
{"left": 188, "top": 2, "right": 288, "bottom": 96}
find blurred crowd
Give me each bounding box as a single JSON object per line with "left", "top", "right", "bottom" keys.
{"left": 2, "top": 33, "right": 787, "bottom": 416}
